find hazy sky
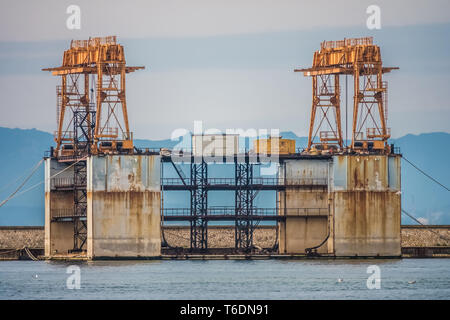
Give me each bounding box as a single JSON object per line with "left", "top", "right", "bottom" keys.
{"left": 1, "top": 0, "right": 450, "bottom": 139}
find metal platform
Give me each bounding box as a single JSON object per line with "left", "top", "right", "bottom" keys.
{"left": 162, "top": 207, "right": 328, "bottom": 221}
{"left": 162, "top": 177, "right": 327, "bottom": 191}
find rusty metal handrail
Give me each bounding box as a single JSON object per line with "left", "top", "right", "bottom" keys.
{"left": 321, "top": 37, "right": 373, "bottom": 50}
{"left": 54, "top": 131, "right": 74, "bottom": 140}
{"left": 51, "top": 208, "right": 86, "bottom": 219}
{"left": 366, "top": 127, "right": 391, "bottom": 138}
{"left": 71, "top": 36, "right": 117, "bottom": 49}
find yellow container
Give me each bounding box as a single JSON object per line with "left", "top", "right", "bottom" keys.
{"left": 253, "top": 138, "right": 296, "bottom": 155}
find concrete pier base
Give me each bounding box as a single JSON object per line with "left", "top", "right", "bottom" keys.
{"left": 44, "top": 155, "right": 161, "bottom": 260}
{"left": 331, "top": 155, "right": 401, "bottom": 257}
{"left": 278, "top": 154, "right": 401, "bottom": 257}
{"left": 87, "top": 155, "right": 161, "bottom": 259}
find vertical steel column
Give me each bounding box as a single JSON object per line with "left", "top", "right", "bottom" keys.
{"left": 72, "top": 160, "right": 87, "bottom": 252}
{"left": 351, "top": 61, "right": 389, "bottom": 151}
{"left": 306, "top": 74, "right": 343, "bottom": 151}
{"left": 70, "top": 107, "right": 95, "bottom": 252}
{"left": 190, "top": 160, "right": 208, "bottom": 250}
{"left": 73, "top": 110, "right": 96, "bottom": 158}
{"left": 235, "top": 155, "right": 255, "bottom": 251}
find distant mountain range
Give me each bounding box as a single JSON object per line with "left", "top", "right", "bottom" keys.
{"left": 0, "top": 127, "right": 449, "bottom": 225}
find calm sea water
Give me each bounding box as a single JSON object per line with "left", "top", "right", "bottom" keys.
{"left": 0, "top": 259, "right": 449, "bottom": 299}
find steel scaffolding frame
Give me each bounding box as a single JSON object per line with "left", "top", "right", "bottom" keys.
{"left": 235, "top": 159, "right": 257, "bottom": 251}
{"left": 71, "top": 160, "right": 87, "bottom": 252}
{"left": 190, "top": 160, "right": 208, "bottom": 250}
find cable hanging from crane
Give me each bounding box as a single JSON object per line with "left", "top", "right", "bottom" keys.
{"left": 0, "top": 159, "right": 44, "bottom": 208}
{"left": 402, "top": 209, "right": 449, "bottom": 243}
{"left": 0, "top": 163, "right": 41, "bottom": 195}
{"left": 401, "top": 155, "right": 449, "bottom": 241}
{"left": 402, "top": 156, "right": 450, "bottom": 192}
{"left": 0, "top": 157, "right": 86, "bottom": 209}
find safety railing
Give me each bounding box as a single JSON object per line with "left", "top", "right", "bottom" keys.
{"left": 98, "top": 127, "right": 118, "bottom": 139}
{"left": 283, "top": 208, "right": 328, "bottom": 216}
{"left": 163, "top": 207, "right": 278, "bottom": 216}
{"left": 71, "top": 36, "right": 117, "bottom": 49}
{"left": 162, "top": 207, "right": 328, "bottom": 217}
{"left": 321, "top": 37, "right": 373, "bottom": 50}
{"left": 392, "top": 146, "right": 401, "bottom": 154}
{"left": 320, "top": 131, "right": 339, "bottom": 141}
{"left": 284, "top": 178, "right": 328, "bottom": 186}
{"left": 366, "top": 127, "right": 391, "bottom": 138}
{"left": 161, "top": 177, "right": 327, "bottom": 186}
{"left": 54, "top": 131, "right": 74, "bottom": 141}
{"left": 162, "top": 178, "right": 193, "bottom": 185}
{"left": 51, "top": 208, "right": 86, "bottom": 219}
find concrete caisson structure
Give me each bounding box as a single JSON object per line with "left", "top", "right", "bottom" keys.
{"left": 278, "top": 158, "right": 330, "bottom": 254}
{"left": 45, "top": 154, "right": 161, "bottom": 259}
{"left": 278, "top": 154, "right": 401, "bottom": 257}
{"left": 331, "top": 154, "right": 401, "bottom": 257}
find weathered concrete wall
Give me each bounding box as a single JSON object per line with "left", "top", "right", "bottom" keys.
{"left": 280, "top": 217, "right": 328, "bottom": 253}
{"left": 87, "top": 155, "right": 161, "bottom": 259}
{"left": 0, "top": 227, "right": 44, "bottom": 249}
{"left": 45, "top": 159, "right": 75, "bottom": 257}
{"left": 331, "top": 155, "right": 401, "bottom": 257}
{"left": 278, "top": 159, "right": 330, "bottom": 254}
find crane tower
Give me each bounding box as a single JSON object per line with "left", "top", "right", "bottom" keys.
{"left": 43, "top": 36, "right": 144, "bottom": 160}
{"left": 295, "top": 37, "right": 398, "bottom": 154}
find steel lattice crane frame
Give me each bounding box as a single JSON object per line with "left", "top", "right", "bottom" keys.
{"left": 43, "top": 36, "right": 144, "bottom": 160}
{"left": 295, "top": 37, "right": 398, "bottom": 154}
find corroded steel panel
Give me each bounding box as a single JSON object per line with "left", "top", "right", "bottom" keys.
{"left": 283, "top": 159, "right": 329, "bottom": 185}
{"left": 332, "top": 155, "right": 347, "bottom": 191}
{"left": 89, "top": 155, "right": 160, "bottom": 192}
{"left": 388, "top": 155, "right": 401, "bottom": 191}
{"left": 333, "top": 155, "right": 390, "bottom": 191}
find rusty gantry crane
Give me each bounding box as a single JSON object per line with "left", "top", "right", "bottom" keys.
{"left": 295, "top": 37, "right": 398, "bottom": 154}
{"left": 43, "top": 35, "right": 144, "bottom": 160}
{"left": 43, "top": 36, "right": 144, "bottom": 251}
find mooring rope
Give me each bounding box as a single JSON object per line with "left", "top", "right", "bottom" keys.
{"left": 23, "top": 247, "right": 39, "bottom": 261}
